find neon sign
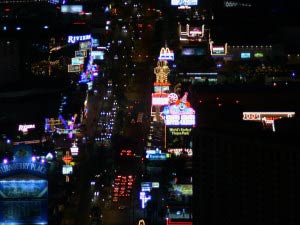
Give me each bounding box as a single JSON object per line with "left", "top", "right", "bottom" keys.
{"left": 243, "top": 112, "right": 295, "bottom": 121}
{"left": 154, "top": 85, "right": 170, "bottom": 93}
{"left": 158, "top": 47, "right": 174, "bottom": 61}
{"left": 0, "top": 162, "right": 48, "bottom": 177}
{"left": 152, "top": 93, "right": 169, "bottom": 106}
{"left": 241, "top": 52, "right": 251, "bottom": 59}
{"left": 0, "top": 145, "right": 48, "bottom": 178}
{"left": 68, "top": 64, "right": 83, "bottom": 72}
{"left": 91, "top": 51, "right": 105, "bottom": 60}
{"left": 70, "top": 144, "right": 79, "bottom": 156}
{"left": 212, "top": 47, "right": 225, "bottom": 53}
{"left": 67, "top": 34, "right": 91, "bottom": 44}
{"left": 173, "top": 184, "right": 193, "bottom": 195}
{"left": 79, "top": 41, "right": 92, "bottom": 50}
{"left": 162, "top": 92, "right": 196, "bottom": 126}
{"left": 165, "top": 114, "right": 195, "bottom": 126}
{"left": 139, "top": 192, "right": 151, "bottom": 209}
{"left": 61, "top": 5, "right": 83, "bottom": 13}
{"left": 243, "top": 112, "right": 295, "bottom": 132}
{"left": 71, "top": 57, "right": 84, "bottom": 65}
{"left": 210, "top": 43, "right": 228, "bottom": 56}
{"left": 0, "top": 180, "right": 48, "bottom": 199}
{"left": 62, "top": 165, "right": 73, "bottom": 175}
{"left": 171, "top": 0, "right": 198, "bottom": 6}
{"left": 75, "top": 50, "right": 87, "bottom": 57}
{"left": 166, "top": 219, "right": 192, "bottom": 225}
{"left": 18, "top": 124, "right": 35, "bottom": 133}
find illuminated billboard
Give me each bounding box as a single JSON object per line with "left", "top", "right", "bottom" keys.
{"left": 71, "top": 57, "right": 84, "bottom": 65}
{"left": 70, "top": 144, "right": 79, "bottom": 156}
{"left": 18, "top": 124, "right": 35, "bottom": 133}
{"left": 0, "top": 145, "right": 48, "bottom": 178}
{"left": 254, "top": 52, "right": 264, "bottom": 58}
{"left": 241, "top": 52, "right": 251, "bottom": 59}
{"left": 79, "top": 40, "right": 92, "bottom": 50}
{"left": 75, "top": 50, "right": 87, "bottom": 57}
{"left": 168, "top": 127, "right": 192, "bottom": 136}
{"left": 212, "top": 47, "right": 225, "bottom": 54}
{"left": 146, "top": 148, "right": 170, "bottom": 160}
{"left": 91, "top": 51, "right": 105, "bottom": 60}
{"left": 68, "top": 64, "right": 83, "bottom": 73}
{"left": 0, "top": 145, "right": 48, "bottom": 225}
{"left": 210, "top": 43, "right": 228, "bottom": 56}
{"left": 171, "top": 0, "right": 198, "bottom": 6}
{"left": 154, "top": 85, "right": 170, "bottom": 93}
{"left": 92, "top": 38, "right": 100, "bottom": 48}
{"left": 139, "top": 192, "right": 151, "bottom": 209}
{"left": 62, "top": 165, "right": 73, "bottom": 175}
{"left": 61, "top": 5, "right": 83, "bottom": 13}
{"left": 164, "top": 115, "right": 195, "bottom": 126}
{"left": 152, "top": 93, "right": 169, "bottom": 106}
{"left": 243, "top": 112, "right": 295, "bottom": 121}
{"left": 243, "top": 112, "right": 295, "bottom": 132}
{"left": 158, "top": 47, "right": 174, "bottom": 61}
{"left": 0, "top": 180, "right": 48, "bottom": 199}
{"left": 67, "top": 34, "right": 91, "bottom": 44}
{"left": 162, "top": 92, "right": 196, "bottom": 126}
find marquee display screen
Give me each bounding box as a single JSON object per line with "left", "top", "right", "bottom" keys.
{"left": 171, "top": 0, "right": 198, "bottom": 6}
{"left": 241, "top": 52, "right": 251, "bottom": 59}
{"left": 0, "top": 180, "right": 48, "bottom": 199}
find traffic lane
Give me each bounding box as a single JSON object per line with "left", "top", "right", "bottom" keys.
{"left": 102, "top": 208, "right": 130, "bottom": 225}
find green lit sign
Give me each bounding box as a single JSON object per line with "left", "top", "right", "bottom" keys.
{"left": 254, "top": 52, "right": 264, "bottom": 58}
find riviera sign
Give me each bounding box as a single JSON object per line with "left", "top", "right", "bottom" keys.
{"left": 67, "top": 34, "right": 92, "bottom": 44}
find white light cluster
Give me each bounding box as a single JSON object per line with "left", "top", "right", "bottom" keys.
{"left": 152, "top": 97, "right": 169, "bottom": 106}
{"left": 165, "top": 115, "right": 195, "bottom": 126}
{"left": 18, "top": 124, "right": 35, "bottom": 133}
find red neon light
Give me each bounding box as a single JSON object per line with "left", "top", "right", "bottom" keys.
{"left": 154, "top": 82, "right": 171, "bottom": 86}
{"left": 73, "top": 22, "right": 86, "bottom": 25}
{"left": 264, "top": 117, "right": 280, "bottom": 121}
{"left": 166, "top": 219, "right": 192, "bottom": 225}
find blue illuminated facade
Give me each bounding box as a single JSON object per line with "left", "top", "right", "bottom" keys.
{"left": 0, "top": 145, "right": 49, "bottom": 224}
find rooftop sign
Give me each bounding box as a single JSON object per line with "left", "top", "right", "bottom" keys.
{"left": 67, "top": 34, "right": 91, "bottom": 44}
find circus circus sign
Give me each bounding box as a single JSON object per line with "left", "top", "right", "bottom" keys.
{"left": 162, "top": 92, "right": 196, "bottom": 126}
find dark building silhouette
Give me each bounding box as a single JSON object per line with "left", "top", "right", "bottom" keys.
{"left": 0, "top": 38, "right": 21, "bottom": 85}
{"left": 192, "top": 89, "right": 300, "bottom": 225}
